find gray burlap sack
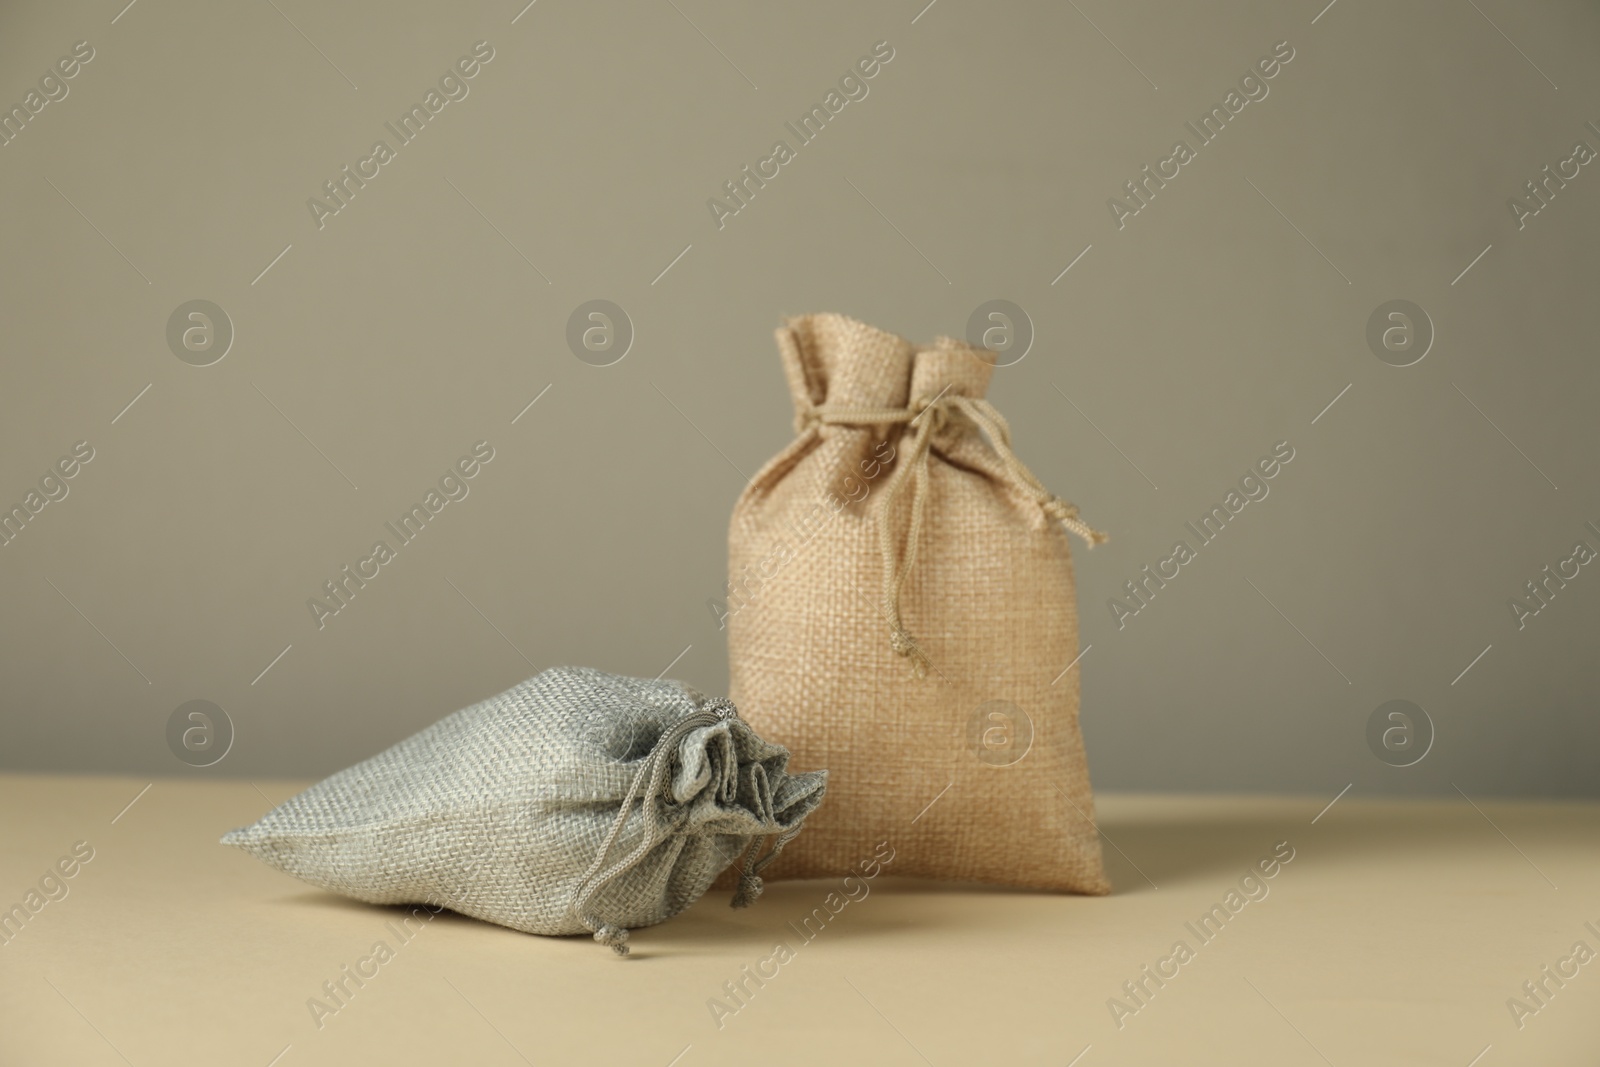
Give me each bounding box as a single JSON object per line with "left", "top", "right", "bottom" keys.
{"left": 222, "top": 666, "right": 827, "bottom": 954}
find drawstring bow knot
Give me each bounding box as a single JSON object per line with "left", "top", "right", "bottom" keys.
{"left": 800, "top": 391, "right": 1107, "bottom": 677}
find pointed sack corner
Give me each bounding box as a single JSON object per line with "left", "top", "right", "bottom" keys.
{"left": 220, "top": 826, "right": 258, "bottom": 850}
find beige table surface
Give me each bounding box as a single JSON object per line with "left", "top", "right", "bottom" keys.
{"left": 1, "top": 774, "right": 1596, "bottom": 1066}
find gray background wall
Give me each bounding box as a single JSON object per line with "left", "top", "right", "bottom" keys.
{"left": 2, "top": 0, "right": 1595, "bottom": 797}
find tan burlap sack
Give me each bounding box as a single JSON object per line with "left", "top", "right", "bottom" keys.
{"left": 723, "top": 312, "right": 1110, "bottom": 894}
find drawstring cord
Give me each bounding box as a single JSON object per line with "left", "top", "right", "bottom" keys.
{"left": 568, "top": 699, "right": 790, "bottom": 955}
{"left": 801, "top": 393, "right": 1107, "bottom": 677}
{"left": 728, "top": 822, "right": 805, "bottom": 909}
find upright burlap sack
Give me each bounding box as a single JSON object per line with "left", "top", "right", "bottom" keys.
{"left": 725, "top": 313, "right": 1109, "bottom": 894}
{"left": 223, "top": 667, "right": 827, "bottom": 954}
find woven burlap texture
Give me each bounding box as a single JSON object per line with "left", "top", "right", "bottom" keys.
{"left": 726, "top": 313, "right": 1109, "bottom": 894}
{"left": 223, "top": 667, "right": 829, "bottom": 947}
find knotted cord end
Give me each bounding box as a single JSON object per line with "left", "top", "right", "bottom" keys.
{"left": 730, "top": 872, "right": 764, "bottom": 909}
{"left": 1043, "top": 496, "right": 1109, "bottom": 548}
{"left": 889, "top": 628, "right": 931, "bottom": 678}
{"left": 592, "top": 923, "right": 631, "bottom": 956}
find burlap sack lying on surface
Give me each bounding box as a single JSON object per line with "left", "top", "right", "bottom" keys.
{"left": 223, "top": 666, "right": 827, "bottom": 954}
{"left": 725, "top": 313, "right": 1109, "bottom": 894}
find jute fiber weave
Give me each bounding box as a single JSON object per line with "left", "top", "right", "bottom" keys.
{"left": 224, "top": 667, "right": 829, "bottom": 953}
{"left": 726, "top": 313, "right": 1109, "bottom": 893}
